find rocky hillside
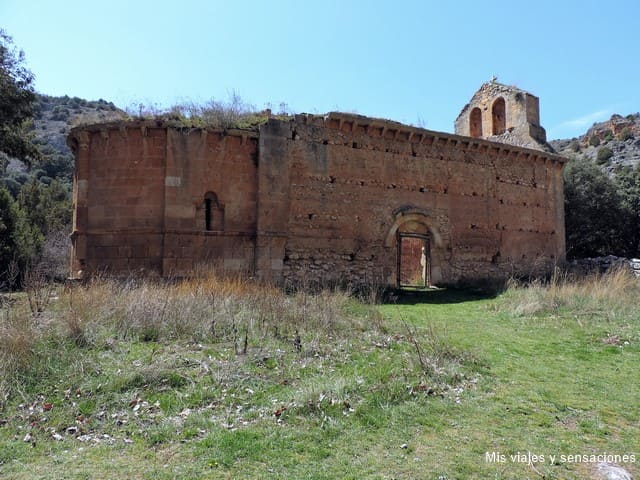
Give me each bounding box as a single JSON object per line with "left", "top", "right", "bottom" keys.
{"left": 551, "top": 113, "right": 640, "bottom": 171}
{"left": 2, "top": 95, "right": 126, "bottom": 191}
{"left": 554, "top": 113, "right": 640, "bottom": 261}
{"left": 34, "top": 94, "right": 125, "bottom": 153}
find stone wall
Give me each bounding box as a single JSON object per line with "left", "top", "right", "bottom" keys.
{"left": 69, "top": 111, "right": 567, "bottom": 288}
{"left": 161, "top": 129, "right": 258, "bottom": 276}
{"left": 257, "top": 113, "right": 566, "bottom": 288}
{"left": 70, "top": 126, "right": 166, "bottom": 276}
{"left": 69, "top": 122, "right": 258, "bottom": 277}
{"left": 567, "top": 256, "right": 640, "bottom": 277}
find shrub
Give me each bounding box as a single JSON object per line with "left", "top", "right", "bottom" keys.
{"left": 1, "top": 177, "right": 21, "bottom": 197}
{"left": 122, "top": 93, "right": 287, "bottom": 131}
{"left": 589, "top": 135, "right": 600, "bottom": 147}
{"left": 596, "top": 147, "right": 613, "bottom": 164}
{"left": 51, "top": 111, "right": 69, "bottom": 121}
{"left": 40, "top": 153, "right": 74, "bottom": 181}
{"left": 618, "top": 127, "right": 633, "bottom": 141}
{"left": 0, "top": 152, "right": 9, "bottom": 174}
{"left": 613, "top": 165, "right": 640, "bottom": 255}
{"left": 603, "top": 130, "right": 614, "bottom": 142}
{"left": 0, "top": 187, "right": 42, "bottom": 287}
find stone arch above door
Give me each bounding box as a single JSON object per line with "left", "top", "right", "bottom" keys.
{"left": 384, "top": 207, "right": 447, "bottom": 286}
{"left": 384, "top": 209, "right": 443, "bottom": 249}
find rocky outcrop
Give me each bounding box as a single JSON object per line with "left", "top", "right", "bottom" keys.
{"left": 594, "top": 462, "right": 634, "bottom": 480}
{"left": 551, "top": 113, "right": 640, "bottom": 170}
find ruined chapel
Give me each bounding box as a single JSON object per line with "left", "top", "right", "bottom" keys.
{"left": 68, "top": 81, "right": 567, "bottom": 288}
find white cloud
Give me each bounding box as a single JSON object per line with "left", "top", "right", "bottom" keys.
{"left": 555, "top": 109, "right": 613, "bottom": 131}
{"left": 548, "top": 108, "right": 615, "bottom": 140}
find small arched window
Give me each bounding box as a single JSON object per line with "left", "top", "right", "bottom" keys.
{"left": 492, "top": 97, "right": 506, "bottom": 135}
{"left": 203, "top": 192, "right": 224, "bottom": 231}
{"left": 470, "top": 107, "right": 482, "bottom": 138}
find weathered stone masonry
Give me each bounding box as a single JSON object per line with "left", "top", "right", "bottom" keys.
{"left": 455, "top": 80, "right": 550, "bottom": 151}
{"left": 69, "top": 87, "right": 567, "bottom": 288}
{"left": 258, "top": 113, "right": 566, "bottom": 286}
{"left": 69, "top": 126, "right": 259, "bottom": 277}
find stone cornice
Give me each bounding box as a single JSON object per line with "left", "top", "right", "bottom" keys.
{"left": 293, "top": 112, "right": 567, "bottom": 165}
{"left": 67, "top": 119, "right": 259, "bottom": 150}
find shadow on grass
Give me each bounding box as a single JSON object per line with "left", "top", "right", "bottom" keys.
{"left": 392, "top": 287, "right": 498, "bottom": 305}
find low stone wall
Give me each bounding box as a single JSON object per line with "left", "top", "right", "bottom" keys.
{"left": 567, "top": 255, "right": 640, "bottom": 277}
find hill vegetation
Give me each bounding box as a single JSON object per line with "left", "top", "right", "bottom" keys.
{"left": 552, "top": 113, "right": 640, "bottom": 170}
{"left": 0, "top": 93, "right": 126, "bottom": 287}
{"left": 552, "top": 114, "right": 640, "bottom": 259}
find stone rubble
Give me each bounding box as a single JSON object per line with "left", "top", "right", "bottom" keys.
{"left": 568, "top": 255, "right": 640, "bottom": 277}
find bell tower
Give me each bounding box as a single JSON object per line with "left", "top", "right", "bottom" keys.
{"left": 455, "top": 78, "right": 551, "bottom": 152}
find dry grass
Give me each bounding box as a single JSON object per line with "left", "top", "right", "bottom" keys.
{"left": 66, "top": 274, "right": 363, "bottom": 343}
{"left": 117, "top": 93, "right": 292, "bottom": 131}
{"left": 0, "top": 309, "right": 35, "bottom": 403}
{"left": 504, "top": 267, "right": 640, "bottom": 319}
{"left": 0, "top": 273, "right": 375, "bottom": 400}
{"left": 2, "top": 272, "right": 639, "bottom": 478}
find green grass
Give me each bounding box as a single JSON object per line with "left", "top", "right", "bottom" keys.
{"left": 382, "top": 276, "right": 640, "bottom": 479}
{"left": 0, "top": 273, "right": 638, "bottom": 479}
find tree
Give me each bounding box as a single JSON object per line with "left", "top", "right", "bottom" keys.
{"left": 0, "top": 28, "right": 40, "bottom": 163}
{"left": 564, "top": 157, "right": 628, "bottom": 258}
{"left": 0, "top": 186, "right": 41, "bottom": 288}
{"left": 596, "top": 146, "right": 613, "bottom": 164}
{"left": 15, "top": 179, "right": 72, "bottom": 281}
{"left": 614, "top": 165, "right": 640, "bottom": 256}
{"left": 18, "top": 178, "right": 72, "bottom": 236}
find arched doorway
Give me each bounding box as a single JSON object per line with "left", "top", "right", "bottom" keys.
{"left": 397, "top": 231, "right": 430, "bottom": 287}
{"left": 470, "top": 107, "right": 482, "bottom": 138}
{"left": 492, "top": 97, "right": 506, "bottom": 135}
{"left": 384, "top": 210, "right": 443, "bottom": 289}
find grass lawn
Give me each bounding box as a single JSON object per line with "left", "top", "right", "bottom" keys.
{"left": 382, "top": 287, "right": 639, "bottom": 479}
{"left": 0, "top": 274, "right": 638, "bottom": 479}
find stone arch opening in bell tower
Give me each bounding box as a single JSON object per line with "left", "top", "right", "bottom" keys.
{"left": 470, "top": 107, "right": 483, "bottom": 138}
{"left": 492, "top": 97, "right": 506, "bottom": 135}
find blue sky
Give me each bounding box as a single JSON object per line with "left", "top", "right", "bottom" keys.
{"left": 3, "top": 0, "right": 640, "bottom": 139}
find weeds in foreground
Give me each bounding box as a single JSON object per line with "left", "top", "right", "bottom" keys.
{"left": 503, "top": 267, "right": 640, "bottom": 319}
{"left": 61, "top": 275, "right": 367, "bottom": 347}
{"left": 0, "top": 275, "right": 473, "bottom": 409}
{"left": 0, "top": 275, "right": 481, "bottom": 480}
{"left": 2, "top": 274, "right": 638, "bottom": 478}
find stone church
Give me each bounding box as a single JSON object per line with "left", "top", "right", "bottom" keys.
{"left": 68, "top": 81, "right": 566, "bottom": 288}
